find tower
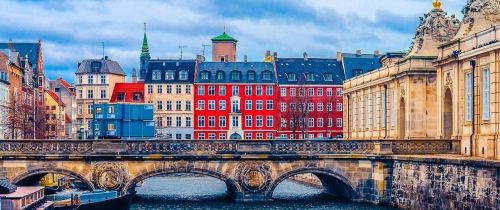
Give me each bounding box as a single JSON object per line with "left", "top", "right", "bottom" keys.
{"left": 140, "top": 22, "right": 150, "bottom": 80}
{"left": 211, "top": 26, "right": 238, "bottom": 62}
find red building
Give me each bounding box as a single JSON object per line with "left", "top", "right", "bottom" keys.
{"left": 275, "top": 55, "right": 345, "bottom": 139}
{"left": 194, "top": 62, "right": 278, "bottom": 140}
{"left": 110, "top": 82, "right": 145, "bottom": 103}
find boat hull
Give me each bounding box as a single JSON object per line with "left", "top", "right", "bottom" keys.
{"left": 55, "top": 195, "right": 130, "bottom": 210}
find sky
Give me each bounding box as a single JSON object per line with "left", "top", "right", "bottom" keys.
{"left": 0, "top": 0, "right": 466, "bottom": 83}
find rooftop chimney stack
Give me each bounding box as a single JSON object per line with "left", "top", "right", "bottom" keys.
{"left": 303, "top": 52, "right": 308, "bottom": 61}
{"left": 356, "top": 50, "right": 362, "bottom": 56}
{"left": 336, "top": 52, "right": 342, "bottom": 62}
{"left": 244, "top": 55, "right": 248, "bottom": 63}
{"left": 132, "top": 68, "right": 137, "bottom": 83}
{"left": 273, "top": 52, "right": 277, "bottom": 60}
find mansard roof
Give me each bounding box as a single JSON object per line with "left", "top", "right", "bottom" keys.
{"left": 275, "top": 58, "right": 344, "bottom": 85}
{"left": 145, "top": 59, "right": 195, "bottom": 84}
{"left": 195, "top": 62, "right": 275, "bottom": 84}
{"left": 110, "top": 82, "right": 145, "bottom": 103}
{"left": 341, "top": 53, "right": 382, "bottom": 80}
{"left": 75, "top": 58, "right": 126, "bottom": 76}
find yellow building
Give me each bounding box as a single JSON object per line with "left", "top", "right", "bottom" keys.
{"left": 343, "top": 1, "right": 459, "bottom": 140}
{"left": 75, "top": 58, "right": 126, "bottom": 138}
{"left": 45, "top": 90, "right": 66, "bottom": 139}
{"left": 434, "top": 0, "right": 500, "bottom": 159}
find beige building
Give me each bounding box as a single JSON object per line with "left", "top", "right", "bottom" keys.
{"left": 75, "top": 57, "right": 126, "bottom": 138}
{"left": 434, "top": 0, "right": 500, "bottom": 159}
{"left": 343, "top": 1, "right": 460, "bottom": 140}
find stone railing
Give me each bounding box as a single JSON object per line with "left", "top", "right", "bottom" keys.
{"left": 0, "top": 140, "right": 459, "bottom": 157}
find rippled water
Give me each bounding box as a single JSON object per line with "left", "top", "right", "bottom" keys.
{"left": 130, "top": 174, "right": 396, "bottom": 210}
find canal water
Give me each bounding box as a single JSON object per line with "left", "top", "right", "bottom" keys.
{"left": 130, "top": 174, "right": 396, "bottom": 210}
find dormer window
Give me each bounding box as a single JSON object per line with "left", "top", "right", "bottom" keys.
{"left": 200, "top": 71, "right": 210, "bottom": 80}
{"left": 133, "top": 92, "right": 142, "bottom": 101}
{"left": 90, "top": 61, "right": 101, "bottom": 73}
{"left": 247, "top": 71, "right": 256, "bottom": 81}
{"left": 165, "top": 71, "right": 175, "bottom": 80}
{"left": 152, "top": 70, "right": 161, "bottom": 80}
{"left": 353, "top": 69, "right": 363, "bottom": 77}
{"left": 287, "top": 73, "right": 297, "bottom": 81}
{"left": 116, "top": 92, "right": 125, "bottom": 101}
{"left": 231, "top": 70, "right": 241, "bottom": 81}
{"left": 323, "top": 73, "right": 333, "bottom": 81}
{"left": 216, "top": 71, "right": 225, "bottom": 80}
{"left": 179, "top": 71, "right": 188, "bottom": 80}
{"left": 262, "top": 71, "right": 272, "bottom": 81}
{"left": 306, "top": 73, "right": 315, "bottom": 81}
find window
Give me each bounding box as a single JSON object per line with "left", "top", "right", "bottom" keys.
{"left": 186, "top": 117, "right": 191, "bottom": 127}
{"left": 219, "top": 133, "right": 226, "bottom": 140}
{"left": 156, "top": 117, "right": 163, "bottom": 127}
{"left": 208, "top": 100, "right": 215, "bottom": 110}
{"left": 91, "top": 61, "right": 101, "bottom": 72}
{"left": 245, "top": 133, "right": 252, "bottom": 140}
{"left": 186, "top": 134, "right": 192, "bottom": 139}
{"left": 78, "top": 76, "right": 83, "bottom": 84}
{"left": 197, "top": 100, "right": 205, "bottom": 110}
{"left": 266, "top": 100, "right": 273, "bottom": 110}
{"left": 317, "top": 88, "right": 323, "bottom": 96}
{"left": 147, "top": 85, "right": 153, "bottom": 94}
{"left": 87, "top": 75, "right": 94, "bottom": 84}
{"left": 336, "top": 103, "right": 342, "bottom": 111}
{"left": 280, "top": 119, "right": 287, "bottom": 128}
{"left": 157, "top": 101, "right": 163, "bottom": 110}
{"left": 280, "top": 88, "right": 286, "bottom": 97}
{"left": 198, "top": 85, "right": 205, "bottom": 96}
{"left": 483, "top": 68, "right": 490, "bottom": 120}
{"left": 306, "top": 73, "right": 314, "bottom": 81}
{"left": 176, "top": 117, "right": 182, "bottom": 127}
{"left": 231, "top": 100, "right": 240, "bottom": 112}
{"left": 256, "top": 116, "right": 263, "bottom": 127}
{"left": 246, "top": 86, "right": 252, "bottom": 96}
{"left": 308, "top": 118, "right": 314, "bottom": 127}
{"left": 382, "top": 91, "right": 387, "bottom": 128}
{"left": 327, "top": 103, "right": 333, "bottom": 111}
{"left": 198, "top": 116, "right": 205, "bottom": 127}
{"left": 465, "top": 72, "right": 472, "bottom": 121}
{"left": 176, "top": 134, "right": 182, "bottom": 140}
{"left": 245, "top": 116, "right": 252, "bottom": 127}
{"left": 374, "top": 93, "right": 378, "bottom": 128}
{"left": 208, "top": 86, "right": 215, "bottom": 95}
{"left": 208, "top": 116, "right": 215, "bottom": 127}
{"left": 157, "top": 85, "right": 163, "bottom": 94}
{"left": 317, "top": 118, "right": 323, "bottom": 127}
{"left": 266, "top": 133, "right": 273, "bottom": 140}
{"left": 78, "top": 90, "right": 82, "bottom": 99}
{"left": 256, "top": 86, "right": 263, "bottom": 96}
{"left": 198, "top": 133, "right": 205, "bottom": 140}
{"left": 287, "top": 73, "right": 297, "bottom": 81}
{"left": 256, "top": 133, "right": 263, "bottom": 140}
{"left": 336, "top": 88, "right": 342, "bottom": 96}
{"left": 179, "top": 71, "right": 188, "bottom": 80}
{"left": 133, "top": 92, "right": 141, "bottom": 101}
{"left": 308, "top": 88, "right": 314, "bottom": 96}
{"left": 290, "top": 88, "right": 296, "bottom": 96}
{"left": 87, "top": 104, "right": 93, "bottom": 115}
{"left": 317, "top": 103, "right": 323, "bottom": 111}
{"left": 166, "top": 101, "right": 172, "bottom": 111}
{"left": 166, "top": 85, "right": 172, "bottom": 94}
{"left": 100, "top": 75, "right": 106, "bottom": 84}
{"left": 328, "top": 118, "right": 333, "bottom": 127}
{"left": 107, "top": 123, "right": 115, "bottom": 131}
{"left": 95, "top": 107, "right": 102, "bottom": 114}
{"left": 186, "top": 101, "right": 191, "bottom": 111}
{"left": 353, "top": 100, "right": 357, "bottom": 129}
{"left": 100, "top": 90, "right": 106, "bottom": 99}
{"left": 266, "top": 86, "right": 273, "bottom": 96}
{"left": 337, "top": 118, "right": 343, "bottom": 127}
{"left": 308, "top": 103, "right": 314, "bottom": 111}
{"left": 219, "top": 100, "right": 226, "bottom": 110}
{"left": 256, "top": 100, "right": 263, "bottom": 110}
{"left": 359, "top": 97, "right": 363, "bottom": 129}
{"left": 176, "top": 85, "right": 182, "bottom": 94}
{"left": 266, "top": 116, "right": 273, "bottom": 127}
{"left": 280, "top": 103, "right": 286, "bottom": 112}
{"left": 201, "top": 71, "right": 210, "bottom": 80}
{"left": 232, "top": 116, "right": 239, "bottom": 127}
{"left": 245, "top": 100, "right": 252, "bottom": 110}
{"left": 165, "top": 71, "right": 175, "bottom": 80}
{"left": 248, "top": 71, "right": 256, "bottom": 81}
{"left": 391, "top": 90, "right": 396, "bottom": 126}
{"left": 262, "top": 71, "right": 272, "bottom": 80}
{"left": 152, "top": 70, "right": 161, "bottom": 80}
{"left": 300, "top": 88, "right": 305, "bottom": 96}
{"left": 217, "top": 71, "right": 225, "bottom": 80}
{"left": 219, "top": 116, "right": 226, "bottom": 127}
{"left": 116, "top": 93, "right": 125, "bottom": 101}
{"left": 232, "top": 86, "right": 239, "bottom": 96}
{"left": 324, "top": 73, "right": 333, "bottom": 81}
{"left": 87, "top": 90, "right": 94, "bottom": 99}
{"left": 78, "top": 104, "right": 82, "bottom": 115}
{"left": 231, "top": 71, "right": 241, "bottom": 80}
{"left": 176, "top": 101, "right": 182, "bottom": 111}
{"left": 219, "top": 86, "right": 226, "bottom": 96}
{"left": 327, "top": 88, "right": 333, "bottom": 96}
{"left": 186, "top": 85, "right": 191, "bottom": 94}
{"left": 353, "top": 69, "right": 363, "bottom": 77}
{"left": 366, "top": 95, "right": 370, "bottom": 129}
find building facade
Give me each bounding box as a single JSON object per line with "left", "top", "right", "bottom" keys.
{"left": 75, "top": 57, "right": 126, "bottom": 138}
{"left": 0, "top": 61, "right": 10, "bottom": 139}
{"left": 434, "top": 0, "right": 500, "bottom": 159}
{"left": 93, "top": 103, "right": 155, "bottom": 139}
{"left": 48, "top": 78, "right": 76, "bottom": 139}
{"left": 275, "top": 55, "right": 345, "bottom": 139}
{"left": 44, "top": 90, "right": 66, "bottom": 139}
{"left": 343, "top": 1, "right": 459, "bottom": 140}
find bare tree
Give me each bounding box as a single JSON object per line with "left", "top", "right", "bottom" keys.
{"left": 279, "top": 80, "right": 311, "bottom": 139}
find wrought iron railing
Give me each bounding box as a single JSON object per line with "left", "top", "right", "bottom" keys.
{"left": 0, "top": 139, "right": 459, "bottom": 157}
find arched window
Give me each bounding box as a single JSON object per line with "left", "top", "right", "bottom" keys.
{"left": 247, "top": 70, "right": 256, "bottom": 81}
{"left": 287, "top": 73, "right": 296, "bottom": 81}
{"left": 262, "top": 70, "right": 272, "bottom": 80}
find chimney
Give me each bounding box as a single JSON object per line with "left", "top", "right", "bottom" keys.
{"left": 132, "top": 68, "right": 137, "bottom": 83}
{"left": 244, "top": 55, "right": 248, "bottom": 63}
{"left": 336, "top": 52, "right": 342, "bottom": 62}
{"left": 104, "top": 56, "right": 109, "bottom": 60}
{"left": 356, "top": 50, "right": 362, "bottom": 56}
{"left": 303, "top": 52, "right": 308, "bottom": 61}
{"left": 273, "top": 52, "right": 277, "bottom": 60}
{"left": 374, "top": 50, "right": 380, "bottom": 56}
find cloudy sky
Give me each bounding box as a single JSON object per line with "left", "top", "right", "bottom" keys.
{"left": 0, "top": 0, "right": 466, "bottom": 83}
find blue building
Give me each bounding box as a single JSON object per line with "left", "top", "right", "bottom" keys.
{"left": 93, "top": 103, "right": 155, "bottom": 139}
{"left": 340, "top": 51, "right": 383, "bottom": 80}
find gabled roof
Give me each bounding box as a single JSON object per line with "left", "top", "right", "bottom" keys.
{"left": 76, "top": 58, "right": 126, "bottom": 76}
{"left": 46, "top": 90, "right": 66, "bottom": 107}
{"left": 275, "top": 58, "right": 344, "bottom": 85}
{"left": 195, "top": 62, "right": 276, "bottom": 83}
{"left": 65, "top": 114, "right": 72, "bottom": 123}
{"left": 145, "top": 60, "right": 195, "bottom": 84}
{"left": 56, "top": 78, "right": 75, "bottom": 96}
{"left": 211, "top": 32, "right": 238, "bottom": 42}
{"left": 110, "top": 82, "right": 145, "bottom": 103}
{"left": 341, "top": 53, "right": 382, "bottom": 80}
{"left": 0, "top": 42, "right": 40, "bottom": 70}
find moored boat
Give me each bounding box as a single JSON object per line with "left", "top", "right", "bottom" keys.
{"left": 47, "top": 190, "right": 130, "bottom": 210}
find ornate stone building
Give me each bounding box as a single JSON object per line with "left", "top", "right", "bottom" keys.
{"left": 343, "top": 1, "right": 460, "bottom": 140}
{"left": 434, "top": 0, "right": 500, "bottom": 159}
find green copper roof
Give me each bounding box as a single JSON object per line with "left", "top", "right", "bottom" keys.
{"left": 211, "top": 32, "right": 238, "bottom": 42}
{"left": 141, "top": 33, "right": 149, "bottom": 52}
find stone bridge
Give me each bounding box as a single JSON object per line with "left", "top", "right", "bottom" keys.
{"left": 0, "top": 140, "right": 471, "bottom": 205}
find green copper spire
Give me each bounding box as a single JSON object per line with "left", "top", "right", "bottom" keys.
{"left": 141, "top": 22, "right": 149, "bottom": 54}
{"left": 211, "top": 25, "right": 238, "bottom": 42}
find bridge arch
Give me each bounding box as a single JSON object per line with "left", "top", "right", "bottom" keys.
{"left": 12, "top": 168, "right": 95, "bottom": 190}
{"left": 123, "top": 168, "right": 241, "bottom": 196}
{"left": 268, "top": 167, "right": 358, "bottom": 200}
